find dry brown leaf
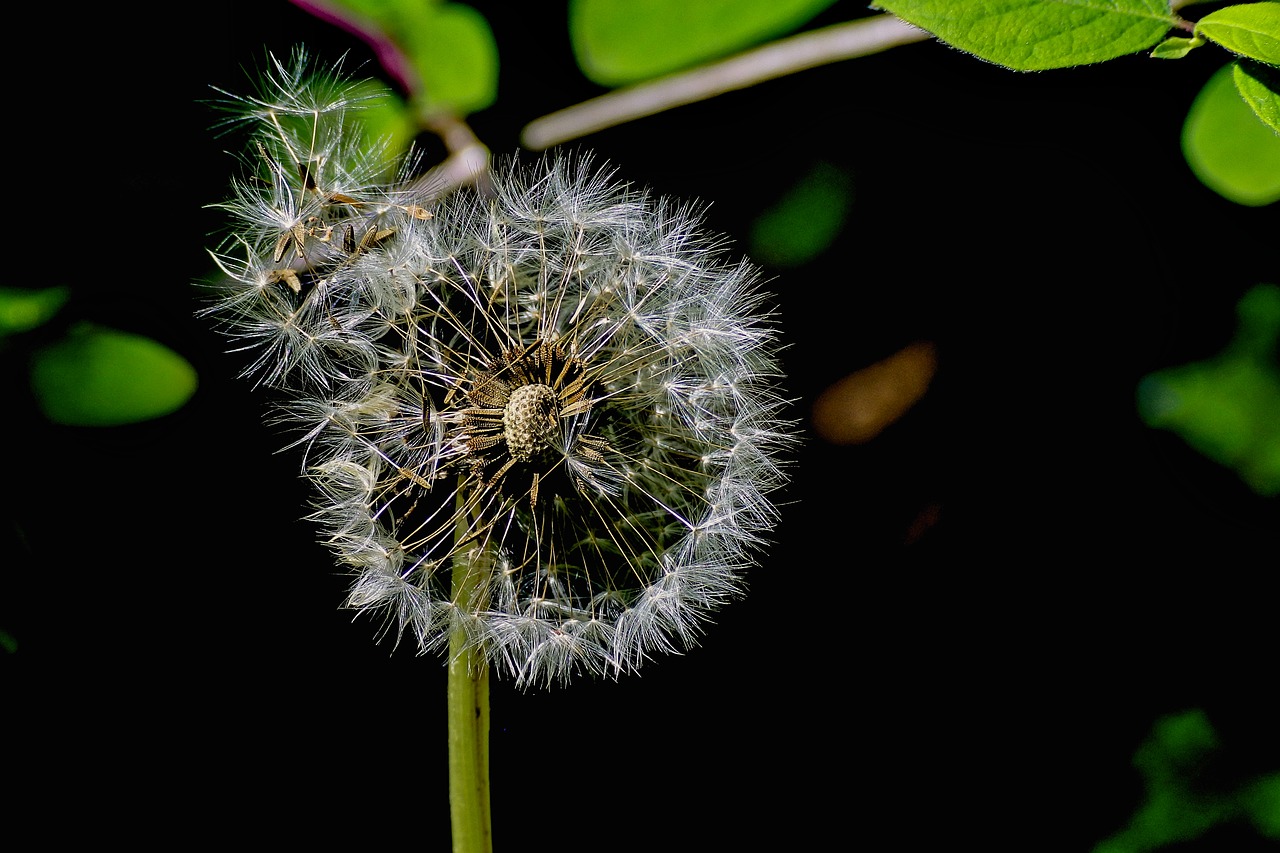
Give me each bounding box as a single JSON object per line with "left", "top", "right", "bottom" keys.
{"left": 811, "top": 340, "right": 937, "bottom": 444}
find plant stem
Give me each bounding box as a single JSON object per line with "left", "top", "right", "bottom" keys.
{"left": 448, "top": 625, "right": 492, "bottom": 853}
{"left": 519, "top": 14, "right": 927, "bottom": 149}
{"left": 448, "top": 501, "right": 492, "bottom": 853}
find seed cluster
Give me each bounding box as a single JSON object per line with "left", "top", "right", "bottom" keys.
{"left": 502, "top": 383, "right": 560, "bottom": 462}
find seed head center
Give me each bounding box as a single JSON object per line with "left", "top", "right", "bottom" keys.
{"left": 504, "top": 383, "right": 561, "bottom": 462}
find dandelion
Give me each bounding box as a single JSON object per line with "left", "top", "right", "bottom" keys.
{"left": 204, "top": 48, "right": 793, "bottom": 688}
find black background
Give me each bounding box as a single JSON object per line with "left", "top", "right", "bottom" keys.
{"left": 13, "top": 2, "right": 1278, "bottom": 849}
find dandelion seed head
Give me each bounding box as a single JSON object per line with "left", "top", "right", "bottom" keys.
{"left": 204, "top": 52, "right": 795, "bottom": 688}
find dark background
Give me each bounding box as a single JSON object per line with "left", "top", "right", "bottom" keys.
{"left": 14, "top": 1, "right": 1277, "bottom": 849}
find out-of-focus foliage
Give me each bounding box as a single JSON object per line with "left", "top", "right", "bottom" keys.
{"left": 1093, "top": 708, "right": 1280, "bottom": 853}
{"left": 30, "top": 324, "right": 198, "bottom": 427}
{"left": 3, "top": 285, "right": 198, "bottom": 427}
{"left": 1138, "top": 283, "right": 1280, "bottom": 496}
{"left": 317, "top": 0, "right": 498, "bottom": 116}
{"left": 1182, "top": 63, "right": 1280, "bottom": 205}
{"left": 346, "top": 79, "right": 417, "bottom": 167}
{"left": 1248, "top": 775, "right": 1280, "bottom": 835}
{"left": 568, "top": 0, "right": 841, "bottom": 86}
{"left": 748, "top": 161, "right": 851, "bottom": 268}
{"left": 811, "top": 341, "right": 938, "bottom": 445}
{"left": 0, "top": 286, "right": 68, "bottom": 339}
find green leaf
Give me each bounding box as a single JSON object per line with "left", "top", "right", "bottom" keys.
{"left": 1137, "top": 284, "right": 1280, "bottom": 496}
{"left": 30, "top": 324, "right": 198, "bottom": 426}
{"left": 326, "top": 0, "right": 416, "bottom": 20}
{"left": 569, "top": 0, "right": 841, "bottom": 86}
{"left": 399, "top": 3, "right": 498, "bottom": 116}
{"left": 323, "top": 0, "right": 498, "bottom": 116}
{"left": 1182, "top": 62, "right": 1280, "bottom": 205}
{"left": 0, "top": 286, "right": 68, "bottom": 337}
{"left": 1151, "top": 34, "right": 1205, "bottom": 59}
{"left": 1194, "top": 1, "right": 1280, "bottom": 66}
{"left": 1234, "top": 58, "right": 1280, "bottom": 134}
{"left": 1246, "top": 775, "right": 1280, "bottom": 837}
{"left": 1095, "top": 709, "right": 1280, "bottom": 853}
{"left": 871, "top": 0, "right": 1178, "bottom": 71}
{"left": 347, "top": 79, "right": 417, "bottom": 167}
{"left": 749, "top": 162, "right": 852, "bottom": 267}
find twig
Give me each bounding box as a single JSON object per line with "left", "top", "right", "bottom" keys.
{"left": 414, "top": 114, "right": 493, "bottom": 199}
{"left": 520, "top": 14, "right": 929, "bottom": 150}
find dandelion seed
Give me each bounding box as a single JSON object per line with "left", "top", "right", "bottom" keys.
{"left": 203, "top": 50, "right": 794, "bottom": 688}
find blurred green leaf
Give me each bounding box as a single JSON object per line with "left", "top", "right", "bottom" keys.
{"left": 327, "top": 0, "right": 418, "bottom": 22}
{"left": 1246, "top": 774, "right": 1280, "bottom": 836}
{"left": 569, "top": 0, "right": 840, "bottom": 86}
{"left": 399, "top": 3, "right": 498, "bottom": 116}
{"left": 348, "top": 78, "right": 418, "bottom": 165}
{"left": 1194, "top": 2, "right": 1280, "bottom": 66}
{"left": 1137, "top": 284, "right": 1280, "bottom": 496}
{"left": 1233, "top": 282, "right": 1280, "bottom": 354}
{"left": 1094, "top": 709, "right": 1280, "bottom": 853}
{"left": 30, "top": 324, "right": 198, "bottom": 426}
{"left": 870, "top": 0, "right": 1176, "bottom": 71}
{"left": 0, "top": 286, "right": 69, "bottom": 338}
{"left": 326, "top": 0, "right": 498, "bottom": 116}
{"left": 1233, "top": 59, "right": 1280, "bottom": 134}
{"left": 1182, "top": 62, "right": 1280, "bottom": 205}
{"left": 749, "top": 161, "right": 851, "bottom": 267}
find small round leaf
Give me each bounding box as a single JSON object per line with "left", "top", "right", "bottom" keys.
{"left": 1182, "top": 63, "right": 1280, "bottom": 206}
{"left": 0, "top": 286, "right": 69, "bottom": 337}
{"left": 30, "top": 324, "right": 198, "bottom": 426}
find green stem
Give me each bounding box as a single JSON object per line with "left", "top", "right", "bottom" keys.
{"left": 448, "top": 502, "right": 492, "bottom": 853}
{"left": 447, "top": 623, "right": 491, "bottom": 852}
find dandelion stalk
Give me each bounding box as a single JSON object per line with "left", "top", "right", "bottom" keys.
{"left": 447, "top": 493, "right": 491, "bottom": 853}
{"left": 447, "top": 622, "right": 491, "bottom": 853}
